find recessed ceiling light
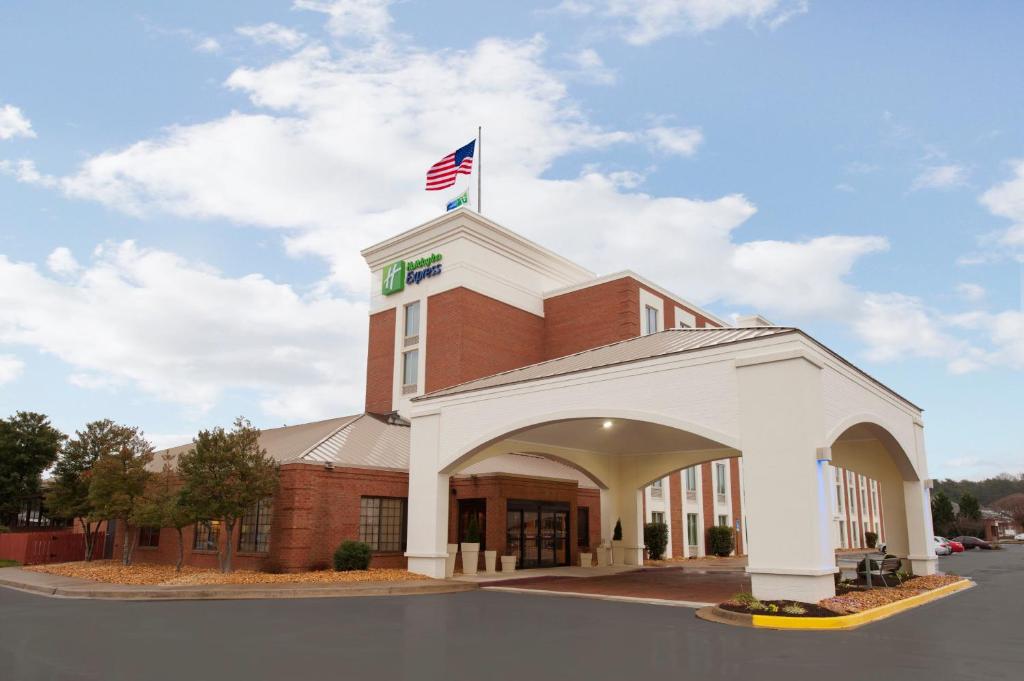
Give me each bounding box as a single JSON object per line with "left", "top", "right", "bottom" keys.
{"left": 602, "top": 420, "right": 613, "bottom": 429}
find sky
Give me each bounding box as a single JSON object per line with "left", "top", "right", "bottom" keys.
{"left": 1, "top": 0, "right": 1022, "bottom": 480}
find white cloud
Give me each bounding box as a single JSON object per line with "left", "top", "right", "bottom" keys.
{"left": 644, "top": 125, "right": 703, "bottom": 157}
{"left": 294, "top": 0, "right": 394, "bottom": 41}
{"left": 599, "top": 0, "right": 808, "bottom": 45}
{"left": 0, "top": 243, "right": 368, "bottom": 420}
{"left": 236, "top": 22, "right": 308, "bottom": 50}
{"left": 955, "top": 282, "right": 985, "bottom": 303}
{"left": 911, "top": 163, "right": 967, "bottom": 191}
{"left": 0, "top": 159, "right": 56, "bottom": 187}
{"left": 194, "top": 37, "right": 222, "bottom": 54}
{"left": 980, "top": 160, "right": 1024, "bottom": 248}
{"left": 0, "top": 104, "right": 35, "bottom": 140}
{"left": 0, "top": 354, "right": 24, "bottom": 385}
{"left": 46, "top": 247, "right": 80, "bottom": 275}
{"left": 566, "top": 48, "right": 616, "bottom": 84}
{"left": 834, "top": 183, "right": 854, "bottom": 193}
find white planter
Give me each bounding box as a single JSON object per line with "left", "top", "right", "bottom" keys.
{"left": 483, "top": 550, "right": 497, "bottom": 574}
{"left": 445, "top": 544, "right": 458, "bottom": 579}
{"left": 580, "top": 552, "right": 593, "bottom": 568}
{"left": 612, "top": 540, "right": 624, "bottom": 566}
{"left": 595, "top": 544, "right": 609, "bottom": 567}
{"left": 501, "top": 555, "right": 517, "bottom": 572}
{"left": 460, "top": 542, "right": 480, "bottom": 576}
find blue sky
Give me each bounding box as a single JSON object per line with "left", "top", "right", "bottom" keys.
{"left": 1, "top": 1, "right": 1021, "bottom": 479}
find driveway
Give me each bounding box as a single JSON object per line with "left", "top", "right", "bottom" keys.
{"left": 1, "top": 545, "right": 1021, "bottom": 681}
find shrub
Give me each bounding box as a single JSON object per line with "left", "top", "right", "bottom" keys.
{"left": 747, "top": 600, "right": 768, "bottom": 612}
{"left": 465, "top": 515, "right": 481, "bottom": 544}
{"left": 706, "top": 526, "right": 735, "bottom": 557}
{"left": 333, "top": 540, "right": 372, "bottom": 571}
{"left": 782, "top": 604, "right": 807, "bottom": 616}
{"left": 0, "top": 525, "right": 10, "bottom": 533}
{"left": 733, "top": 592, "right": 758, "bottom": 606}
{"left": 865, "top": 531, "right": 878, "bottom": 548}
{"left": 644, "top": 522, "right": 669, "bottom": 560}
{"left": 612, "top": 519, "right": 622, "bottom": 541}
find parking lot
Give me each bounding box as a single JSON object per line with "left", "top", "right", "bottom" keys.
{"left": 1, "top": 544, "right": 1021, "bottom": 681}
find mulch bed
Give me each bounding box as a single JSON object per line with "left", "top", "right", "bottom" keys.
{"left": 720, "top": 600, "right": 840, "bottom": 618}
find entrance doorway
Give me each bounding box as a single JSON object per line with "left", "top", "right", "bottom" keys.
{"left": 506, "top": 500, "right": 570, "bottom": 568}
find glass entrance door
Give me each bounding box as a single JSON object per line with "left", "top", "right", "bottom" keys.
{"left": 507, "top": 501, "right": 570, "bottom": 568}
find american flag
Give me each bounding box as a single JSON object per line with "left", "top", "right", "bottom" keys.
{"left": 425, "top": 139, "right": 475, "bottom": 190}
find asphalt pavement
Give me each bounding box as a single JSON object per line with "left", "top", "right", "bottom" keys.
{"left": 1, "top": 544, "right": 1021, "bottom": 681}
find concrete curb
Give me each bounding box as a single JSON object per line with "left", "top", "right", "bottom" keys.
{"left": 481, "top": 585, "right": 713, "bottom": 609}
{"left": 695, "top": 579, "right": 975, "bottom": 631}
{"left": 0, "top": 570, "right": 477, "bottom": 601}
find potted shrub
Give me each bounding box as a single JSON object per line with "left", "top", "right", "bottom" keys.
{"left": 611, "top": 519, "right": 624, "bottom": 565}
{"left": 579, "top": 546, "right": 593, "bottom": 568}
{"left": 706, "top": 526, "right": 735, "bottom": 557}
{"left": 460, "top": 515, "right": 481, "bottom": 575}
{"left": 501, "top": 554, "right": 517, "bottom": 572}
{"left": 445, "top": 543, "right": 458, "bottom": 578}
{"left": 644, "top": 522, "right": 669, "bottom": 561}
{"left": 865, "top": 531, "right": 878, "bottom": 549}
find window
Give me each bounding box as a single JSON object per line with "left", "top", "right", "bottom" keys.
{"left": 404, "top": 301, "right": 420, "bottom": 340}
{"left": 138, "top": 526, "right": 160, "bottom": 548}
{"left": 839, "top": 521, "right": 846, "bottom": 548}
{"left": 193, "top": 519, "right": 221, "bottom": 551}
{"left": 716, "top": 462, "right": 727, "bottom": 495}
{"left": 644, "top": 305, "right": 658, "bottom": 335}
{"left": 402, "top": 349, "right": 419, "bottom": 389}
{"left": 687, "top": 513, "right": 699, "bottom": 547}
{"left": 577, "top": 507, "right": 590, "bottom": 548}
{"left": 836, "top": 483, "right": 843, "bottom": 512}
{"left": 851, "top": 521, "right": 859, "bottom": 547}
{"left": 651, "top": 479, "right": 663, "bottom": 498}
{"left": 718, "top": 514, "right": 729, "bottom": 527}
{"left": 651, "top": 511, "right": 665, "bottom": 525}
{"left": 685, "top": 467, "right": 697, "bottom": 492}
{"left": 861, "top": 489, "right": 867, "bottom": 509}
{"left": 360, "top": 497, "right": 407, "bottom": 552}
{"left": 238, "top": 498, "right": 273, "bottom": 553}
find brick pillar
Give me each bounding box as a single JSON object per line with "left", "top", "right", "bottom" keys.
{"left": 669, "top": 471, "right": 684, "bottom": 558}
{"left": 269, "top": 466, "right": 318, "bottom": 572}
{"left": 701, "top": 461, "right": 714, "bottom": 552}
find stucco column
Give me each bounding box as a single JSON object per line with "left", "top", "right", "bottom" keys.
{"left": 737, "top": 352, "right": 837, "bottom": 603}
{"left": 405, "top": 413, "right": 450, "bottom": 578}
{"left": 904, "top": 480, "right": 938, "bottom": 575}
{"left": 616, "top": 486, "right": 645, "bottom": 565}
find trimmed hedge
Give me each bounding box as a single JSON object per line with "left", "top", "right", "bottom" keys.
{"left": 706, "top": 525, "right": 735, "bottom": 557}
{"left": 644, "top": 522, "right": 669, "bottom": 560}
{"left": 333, "top": 540, "right": 372, "bottom": 571}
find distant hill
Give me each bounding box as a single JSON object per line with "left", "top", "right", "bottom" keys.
{"left": 933, "top": 474, "right": 1024, "bottom": 507}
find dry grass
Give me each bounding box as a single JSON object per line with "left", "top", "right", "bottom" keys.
{"left": 26, "top": 561, "right": 430, "bottom": 586}
{"left": 821, "top": 574, "right": 964, "bottom": 614}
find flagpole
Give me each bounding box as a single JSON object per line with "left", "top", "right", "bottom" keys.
{"left": 477, "top": 125, "right": 482, "bottom": 214}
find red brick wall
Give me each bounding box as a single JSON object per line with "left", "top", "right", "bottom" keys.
{"left": 701, "top": 462, "right": 714, "bottom": 537}
{"left": 729, "top": 457, "right": 744, "bottom": 555}
{"left": 426, "top": 287, "right": 545, "bottom": 393}
{"left": 365, "top": 308, "right": 396, "bottom": 414}
{"left": 669, "top": 471, "right": 684, "bottom": 557}
{"left": 543, "top": 277, "right": 639, "bottom": 360}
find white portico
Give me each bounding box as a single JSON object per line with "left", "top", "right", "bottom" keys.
{"left": 404, "top": 327, "right": 937, "bottom": 603}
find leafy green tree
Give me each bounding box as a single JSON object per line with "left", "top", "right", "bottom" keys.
{"left": 0, "top": 412, "right": 65, "bottom": 516}
{"left": 959, "top": 492, "right": 981, "bottom": 521}
{"left": 46, "top": 420, "right": 136, "bottom": 561}
{"left": 644, "top": 522, "right": 669, "bottom": 560}
{"left": 88, "top": 427, "right": 154, "bottom": 565}
{"left": 177, "top": 417, "right": 277, "bottom": 573}
{"left": 931, "top": 490, "right": 955, "bottom": 535}
{"left": 133, "top": 453, "right": 194, "bottom": 572}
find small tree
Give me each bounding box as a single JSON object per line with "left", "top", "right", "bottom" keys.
{"left": 612, "top": 519, "right": 623, "bottom": 542}
{"left": 88, "top": 427, "right": 154, "bottom": 566}
{"left": 465, "top": 514, "right": 481, "bottom": 544}
{"left": 994, "top": 493, "right": 1024, "bottom": 531}
{"left": 0, "top": 412, "right": 65, "bottom": 517}
{"left": 47, "top": 420, "right": 134, "bottom": 561}
{"left": 133, "top": 454, "right": 194, "bottom": 572}
{"left": 865, "top": 530, "right": 878, "bottom": 548}
{"left": 644, "top": 522, "right": 669, "bottom": 560}
{"left": 931, "top": 491, "right": 955, "bottom": 536}
{"left": 706, "top": 526, "right": 735, "bottom": 557}
{"left": 959, "top": 493, "right": 981, "bottom": 521}
{"left": 177, "top": 417, "right": 277, "bottom": 573}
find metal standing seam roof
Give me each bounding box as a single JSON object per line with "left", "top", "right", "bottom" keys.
{"left": 148, "top": 413, "right": 411, "bottom": 471}
{"left": 416, "top": 327, "right": 796, "bottom": 400}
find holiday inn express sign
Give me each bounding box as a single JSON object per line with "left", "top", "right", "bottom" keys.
{"left": 382, "top": 253, "right": 444, "bottom": 295}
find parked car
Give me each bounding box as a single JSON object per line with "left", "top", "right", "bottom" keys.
{"left": 936, "top": 536, "right": 964, "bottom": 553}
{"left": 952, "top": 536, "right": 994, "bottom": 550}
{"left": 933, "top": 537, "right": 952, "bottom": 556}
{"left": 1016, "top": 533, "right": 1024, "bottom": 541}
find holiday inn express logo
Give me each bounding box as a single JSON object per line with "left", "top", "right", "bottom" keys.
{"left": 381, "top": 253, "right": 443, "bottom": 295}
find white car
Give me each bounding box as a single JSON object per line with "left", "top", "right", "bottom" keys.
{"left": 933, "top": 536, "right": 952, "bottom": 556}
{"left": 1016, "top": 533, "right": 1024, "bottom": 541}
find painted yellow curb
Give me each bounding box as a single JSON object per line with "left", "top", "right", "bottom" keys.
{"left": 751, "top": 579, "right": 974, "bottom": 631}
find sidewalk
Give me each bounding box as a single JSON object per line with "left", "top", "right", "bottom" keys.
{"left": 0, "top": 567, "right": 476, "bottom": 601}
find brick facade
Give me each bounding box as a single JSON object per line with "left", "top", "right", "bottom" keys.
{"left": 669, "top": 471, "right": 684, "bottom": 557}
{"left": 365, "top": 308, "right": 396, "bottom": 414}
